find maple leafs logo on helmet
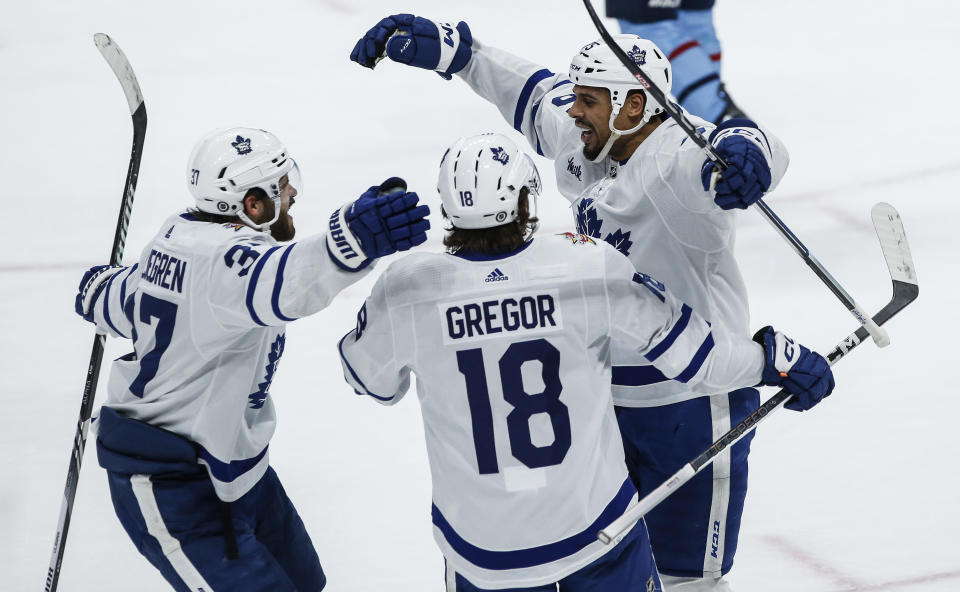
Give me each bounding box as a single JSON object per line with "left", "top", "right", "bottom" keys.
{"left": 628, "top": 46, "right": 647, "bottom": 66}
{"left": 490, "top": 146, "right": 510, "bottom": 166}
{"left": 231, "top": 135, "right": 252, "bottom": 155}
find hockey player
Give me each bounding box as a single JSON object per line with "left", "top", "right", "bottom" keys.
{"left": 351, "top": 17, "right": 784, "bottom": 591}
{"left": 606, "top": 0, "right": 745, "bottom": 122}
{"left": 338, "top": 133, "right": 834, "bottom": 591}
{"left": 73, "top": 127, "right": 429, "bottom": 591}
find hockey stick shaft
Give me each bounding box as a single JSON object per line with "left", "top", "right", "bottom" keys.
{"left": 44, "top": 34, "right": 146, "bottom": 592}
{"left": 580, "top": 0, "right": 889, "bottom": 347}
{"left": 597, "top": 203, "right": 917, "bottom": 545}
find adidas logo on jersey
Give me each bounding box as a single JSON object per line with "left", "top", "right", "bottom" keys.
{"left": 484, "top": 268, "right": 508, "bottom": 283}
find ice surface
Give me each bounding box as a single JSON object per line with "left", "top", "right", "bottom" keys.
{"left": 2, "top": 1, "right": 958, "bottom": 590}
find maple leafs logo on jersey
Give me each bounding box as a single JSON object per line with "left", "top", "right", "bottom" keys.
{"left": 232, "top": 135, "right": 252, "bottom": 155}
{"left": 575, "top": 198, "right": 634, "bottom": 256}
{"left": 249, "top": 334, "right": 285, "bottom": 409}
{"left": 576, "top": 199, "right": 603, "bottom": 237}
{"left": 605, "top": 228, "right": 634, "bottom": 256}
{"left": 628, "top": 46, "right": 647, "bottom": 66}
{"left": 490, "top": 146, "right": 510, "bottom": 165}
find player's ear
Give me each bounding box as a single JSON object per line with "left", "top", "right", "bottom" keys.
{"left": 243, "top": 190, "right": 273, "bottom": 225}
{"left": 242, "top": 192, "right": 260, "bottom": 217}
{"left": 624, "top": 90, "right": 646, "bottom": 119}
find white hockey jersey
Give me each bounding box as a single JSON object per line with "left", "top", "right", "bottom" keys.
{"left": 90, "top": 211, "right": 372, "bottom": 501}
{"left": 338, "top": 235, "right": 764, "bottom": 589}
{"left": 457, "top": 41, "right": 789, "bottom": 407}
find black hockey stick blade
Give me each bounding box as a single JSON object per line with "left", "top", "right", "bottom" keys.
{"left": 45, "top": 35, "right": 147, "bottom": 592}
{"left": 597, "top": 203, "right": 918, "bottom": 545}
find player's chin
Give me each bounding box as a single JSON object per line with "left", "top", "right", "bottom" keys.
{"left": 580, "top": 130, "right": 603, "bottom": 160}
{"left": 271, "top": 217, "right": 296, "bottom": 242}
{"left": 581, "top": 141, "right": 602, "bottom": 161}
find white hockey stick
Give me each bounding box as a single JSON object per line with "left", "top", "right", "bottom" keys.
{"left": 597, "top": 202, "right": 918, "bottom": 546}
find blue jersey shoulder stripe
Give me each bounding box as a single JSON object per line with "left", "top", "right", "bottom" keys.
{"left": 529, "top": 99, "right": 545, "bottom": 156}
{"left": 644, "top": 303, "right": 692, "bottom": 362}
{"left": 531, "top": 79, "right": 575, "bottom": 156}
{"left": 102, "top": 270, "right": 127, "bottom": 338}
{"left": 432, "top": 477, "right": 636, "bottom": 570}
{"left": 337, "top": 332, "right": 395, "bottom": 402}
{"left": 123, "top": 293, "right": 136, "bottom": 334}
{"left": 674, "top": 333, "right": 716, "bottom": 383}
{"left": 270, "top": 244, "right": 297, "bottom": 322}
{"left": 514, "top": 69, "right": 554, "bottom": 132}
{"left": 195, "top": 443, "right": 268, "bottom": 483}
{"left": 245, "top": 246, "right": 281, "bottom": 327}
{"left": 119, "top": 264, "right": 137, "bottom": 307}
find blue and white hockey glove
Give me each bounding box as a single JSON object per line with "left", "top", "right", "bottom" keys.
{"left": 75, "top": 264, "right": 124, "bottom": 323}
{"left": 754, "top": 326, "right": 835, "bottom": 412}
{"left": 700, "top": 118, "right": 773, "bottom": 210}
{"left": 350, "top": 14, "right": 473, "bottom": 80}
{"left": 326, "top": 177, "right": 431, "bottom": 271}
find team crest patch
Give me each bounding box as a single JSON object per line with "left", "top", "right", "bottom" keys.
{"left": 628, "top": 46, "right": 647, "bottom": 66}
{"left": 490, "top": 146, "right": 510, "bottom": 165}
{"left": 232, "top": 135, "right": 252, "bottom": 155}
{"left": 558, "top": 232, "right": 595, "bottom": 245}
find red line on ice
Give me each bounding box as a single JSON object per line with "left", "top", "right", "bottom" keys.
{"left": 0, "top": 262, "right": 91, "bottom": 273}
{"left": 762, "top": 535, "right": 867, "bottom": 589}
{"left": 765, "top": 535, "right": 960, "bottom": 591}
{"left": 782, "top": 162, "right": 960, "bottom": 204}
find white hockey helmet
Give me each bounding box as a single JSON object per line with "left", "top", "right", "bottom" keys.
{"left": 569, "top": 36, "right": 673, "bottom": 161}
{"left": 187, "top": 127, "right": 300, "bottom": 231}
{"left": 438, "top": 133, "right": 541, "bottom": 230}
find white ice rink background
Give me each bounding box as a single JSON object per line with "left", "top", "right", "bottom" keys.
{"left": 1, "top": 1, "right": 958, "bottom": 590}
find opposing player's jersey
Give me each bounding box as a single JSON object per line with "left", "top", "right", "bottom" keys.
{"left": 89, "top": 211, "right": 371, "bottom": 501}
{"left": 457, "top": 42, "right": 789, "bottom": 407}
{"left": 338, "top": 235, "right": 763, "bottom": 588}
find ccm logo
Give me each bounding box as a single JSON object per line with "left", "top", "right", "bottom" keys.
{"left": 710, "top": 520, "right": 721, "bottom": 558}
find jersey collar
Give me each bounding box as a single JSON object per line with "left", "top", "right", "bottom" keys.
{"left": 450, "top": 239, "right": 534, "bottom": 261}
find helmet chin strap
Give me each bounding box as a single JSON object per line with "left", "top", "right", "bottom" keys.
{"left": 588, "top": 105, "right": 649, "bottom": 163}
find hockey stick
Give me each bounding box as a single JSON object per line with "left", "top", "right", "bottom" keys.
{"left": 580, "top": 0, "right": 890, "bottom": 348}
{"left": 597, "top": 202, "right": 918, "bottom": 545}
{"left": 44, "top": 34, "right": 146, "bottom": 592}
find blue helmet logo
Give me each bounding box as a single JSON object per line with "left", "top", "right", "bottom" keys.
{"left": 232, "top": 135, "right": 252, "bottom": 155}
{"left": 628, "top": 46, "right": 647, "bottom": 66}
{"left": 490, "top": 146, "right": 510, "bottom": 165}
